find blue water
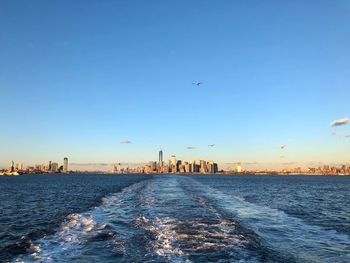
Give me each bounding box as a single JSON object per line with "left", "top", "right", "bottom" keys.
{"left": 0, "top": 174, "right": 349, "bottom": 262}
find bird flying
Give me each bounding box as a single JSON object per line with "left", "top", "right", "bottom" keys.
{"left": 192, "top": 81, "right": 203, "bottom": 86}
{"left": 208, "top": 144, "right": 216, "bottom": 147}
{"left": 186, "top": 146, "right": 196, "bottom": 149}
{"left": 280, "top": 144, "right": 287, "bottom": 149}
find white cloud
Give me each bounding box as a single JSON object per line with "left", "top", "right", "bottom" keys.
{"left": 330, "top": 117, "right": 349, "bottom": 127}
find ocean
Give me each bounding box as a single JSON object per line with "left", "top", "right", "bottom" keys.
{"left": 0, "top": 174, "right": 349, "bottom": 262}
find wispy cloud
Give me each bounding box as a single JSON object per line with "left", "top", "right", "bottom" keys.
{"left": 282, "top": 162, "right": 298, "bottom": 165}
{"left": 224, "top": 162, "right": 258, "bottom": 165}
{"left": 70, "top": 162, "right": 146, "bottom": 166}
{"left": 120, "top": 140, "right": 131, "bottom": 144}
{"left": 186, "top": 146, "right": 196, "bottom": 149}
{"left": 331, "top": 132, "right": 337, "bottom": 136}
{"left": 208, "top": 144, "right": 216, "bottom": 147}
{"left": 345, "top": 134, "right": 350, "bottom": 138}
{"left": 330, "top": 117, "right": 349, "bottom": 127}
{"left": 243, "top": 162, "right": 258, "bottom": 165}
{"left": 69, "top": 162, "right": 147, "bottom": 171}
{"left": 70, "top": 163, "right": 110, "bottom": 166}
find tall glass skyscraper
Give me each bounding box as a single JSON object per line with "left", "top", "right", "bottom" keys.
{"left": 63, "top": 157, "right": 68, "bottom": 173}
{"left": 159, "top": 150, "right": 163, "bottom": 167}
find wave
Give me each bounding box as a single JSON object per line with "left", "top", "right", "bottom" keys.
{"left": 182, "top": 177, "right": 350, "bottom": 263}
{"left": 12, "top": 180, "right": 150, "bottom": 263}
{"left": 136, "top": 216, "right": 188, "bottom": 261}
{"left": 135, "top": 176, "right": 260, "bottom": 262}
{"left": 11, "top": 175, "right": 349, "bottom": 263}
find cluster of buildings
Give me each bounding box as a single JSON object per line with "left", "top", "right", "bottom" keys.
{"left": 224, "top": 164, "right": 350, "bottom": 175}
{"left": 114, "top": 150, "right": 219, "bottom": 174}
{"left": 2, "top": 152, "right": 350, "bottom": 176}
{"left": 0, "top": 158, "right": 69, "bottom": 175}
{"left": 304, "top": 165, "right": 350, "bottom": 175}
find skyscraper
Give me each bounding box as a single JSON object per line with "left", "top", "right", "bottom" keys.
{"left": 10, "top": 161, "right": 14, "bottom": 172}
{"left": 159, "top": 150, "right": 163, "bottom": 167}
{"left": 51, "top": 162, "right": 58, "bottom": 173}
{"left": 63, "top": 157, "right": 68, "bottom": 173}
{"left": 236, "top": 162, "right": 242, "bottom": 173}
{"left": 15, "top": 163, "right": 23, "bottom": 171}
{"left": 171, "top": 155, "right": 177, "bottom": 173}
{"left": 200, "top": 160, "right": 208, "bottom": 173}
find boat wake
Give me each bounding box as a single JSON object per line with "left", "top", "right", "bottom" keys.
{"left": 11, "top": 175, "right": 350, "bottom": 263}
{"left": 181, "top": 177, "right": 350, "bottom": 263}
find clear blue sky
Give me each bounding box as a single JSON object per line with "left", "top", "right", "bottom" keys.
{"left": 0, "top": 1, "right": 349, "bottom": 169}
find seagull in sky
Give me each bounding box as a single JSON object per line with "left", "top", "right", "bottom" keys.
{"left": 280, "top": 144, "right": 287, "bottom": 149}
{"left": 208, "top": 144, "right": 216, "bottom": 147}
{"left": 192, "top": 81, "right": 203, "bottom": 86}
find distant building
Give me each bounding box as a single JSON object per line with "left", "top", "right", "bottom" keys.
{"left": 149, "top": 161, "right": 157, "bottom": 171}
{"left": 213, "top": 163, "right": 218, "bottom": 173}
{"left": 9, "top": 161, "right": 14, "bottom": 172}
{"left": 179, "top": 164, "right": 185, "bottom": 173}
{"left": 176, "top": 160, "right": 182, "bottom": 172}
{"left": 42, "top": 164, "right": 49, "bottom": 172}
{"left": 15, "top": 163, "right": 23, "bottom": 171}
{"left": 205, "top": 160, "right": 218, "bottom": 173}
{"left": 184, "top": 162, "right": 190, "bottom": 173}
{"left": 189, "top": 160, "right": 195, "bottom": 173}
{"left": 171, "top": 156, "right": 177, "bottom": 173}
{"left": 188, "top": 160, "right": 200, "bottom": 173}
{"left": 63, "top": 157, "right": 68, "bottom": 173}
{"left": 200, "top": 160, "right": 205, "bottom": 173}
{"left": 159, "top": 150, "right": 163, "bottom": 167}
{"left": 236, "top": 162, "right": 242, "bottom": 173}
{"left": 51, "top": 162, "right": 58, "bottom": 173}
{"left": 207, "top": 160, "right": 214, "bottom": 173}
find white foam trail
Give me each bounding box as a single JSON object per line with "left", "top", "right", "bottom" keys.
{"left": 184, "top": 177, "right": 350, "bottom": 263}
{"left": 135, "top": 176, "right": 258, "bottom": 262}
{"left": 14, "top": 213, "right": 107, "bottom": 262}
{"left": 135, "top": 179, "right": 192, "bottom": 262}
{"left": 137, "top": 216, "right": 188, "bottom": 259}
{"left": 12, "top": 180, "right": 149, "bottom": 263}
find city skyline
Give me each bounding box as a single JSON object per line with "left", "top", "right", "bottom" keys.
{"left": 1, "top": 1, "right": 349, "bottom": 168}
{"left": 2, "top": 150, "right": 350, "bottom": 173}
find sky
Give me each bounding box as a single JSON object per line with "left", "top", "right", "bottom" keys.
{"left": 0, "top": 1, "right": 349, "bottom": 170}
